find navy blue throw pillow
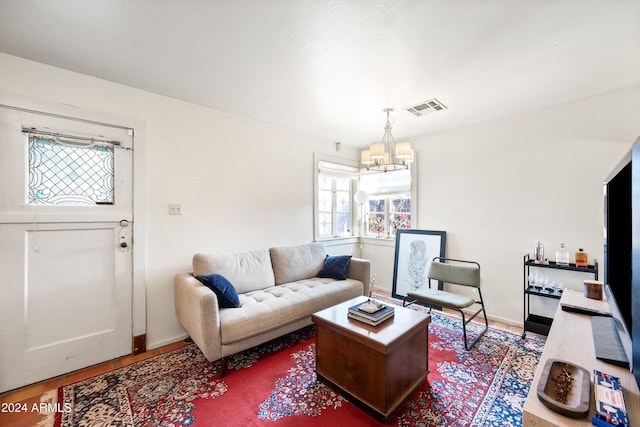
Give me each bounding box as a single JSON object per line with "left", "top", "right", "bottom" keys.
{"left": 317, "top": 255, "right": 352, "bottom": 280}
{"left": 196, "top": 273, "right": 241, "bottom": 308}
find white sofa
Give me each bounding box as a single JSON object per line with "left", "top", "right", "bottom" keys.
{"left": 174, "top": 242, "right": 370, "bottom": 376}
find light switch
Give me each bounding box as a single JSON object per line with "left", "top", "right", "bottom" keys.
{"left": 169, "top": 203, "right": 183, "bottom": 215}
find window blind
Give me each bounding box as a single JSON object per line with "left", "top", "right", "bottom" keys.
{"left": 318, "top": 160, "right": 359, "bottom": 179}
{"left": 360, "top": 169, "right": 411, "bottom": 195}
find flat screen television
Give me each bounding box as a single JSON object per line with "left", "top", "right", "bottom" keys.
{"left": 603, "top": 137, "right": 640, "bottom": 390}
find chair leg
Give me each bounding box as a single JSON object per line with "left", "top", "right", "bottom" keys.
{"left": 403, "top": 297, "right": 434, "bottom": 314}
{"left": 402, "top": 296, "right": 423, "bottom": 308}
{"left": 459, "top": 291, "right": 489, "bottom": 350}
{"left": 459, "top": 307, "right": 488, "bottom": 350}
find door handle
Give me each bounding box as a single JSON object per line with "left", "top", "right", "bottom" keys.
{"left": 119, "top": 219, "right": 130, "bottom": 252}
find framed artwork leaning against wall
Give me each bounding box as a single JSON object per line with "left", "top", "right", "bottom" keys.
{"left": 392, "top": 229, "right": 447, "bottom": 300}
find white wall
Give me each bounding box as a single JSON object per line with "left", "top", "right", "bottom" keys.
{"left": 0, "top": 53, "right": 358, "bottom": 349}
{"left": 364, "top": 85, "right": 640, "bottom": 325}
{"left": 2, "top": 52, "right": 639, "bottom": 346}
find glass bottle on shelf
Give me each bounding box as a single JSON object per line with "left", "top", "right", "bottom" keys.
{"left": 534, "top": 241, "right": 544, "bottom": 263}
{"left": 556, "top": 243, "right": 570, "bottom": 266}
{"left": 575, "top": 248, "right": 588, "bottom": 267}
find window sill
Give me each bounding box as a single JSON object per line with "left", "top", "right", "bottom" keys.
{"left": 315, "top": 236, "right": 397, "bottom": 247}
{"left": 359, "top": 236, "right": 396, "bottom": 246}
{"left": 316, "top": 236, "right": 359, "bottom": 245}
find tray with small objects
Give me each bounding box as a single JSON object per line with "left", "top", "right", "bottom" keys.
{"left": 536, "top": 359, "right": 590, "bottom": 418}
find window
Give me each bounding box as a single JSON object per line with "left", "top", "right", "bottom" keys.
{"left": 318, "top": 174, "right": 351, "bottom": 237}
{"left": 360, "top": 169, "right": 415, "bottom": 238}
{"left": 390, "top": 194, "right": 411, "bottom": 231}
{"left": 28, "top": 136, "right": 115, "bottom": 205}
{"left": 315, "top": 156, "right": 358, "bottom": 240}
{"left": 366, "top": 193, "right": 412, "bottom": 237}
{"left": 367, "top": 197, "right": 385, "bottom": 235}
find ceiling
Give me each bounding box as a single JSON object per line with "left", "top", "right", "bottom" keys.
{"left": 1, "top": 1, "right": 639, "bottom": 146}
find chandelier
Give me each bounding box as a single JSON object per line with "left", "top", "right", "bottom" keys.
{"left": 361, "top": 108, "right": 414, "bottom": 172}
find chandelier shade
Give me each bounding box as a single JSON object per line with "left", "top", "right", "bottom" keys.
{"left": 395, "top": 142, "right": 413, "bottom": 159}
{"left": 369, "top": 142, "right": 385, "bottom": 159}
{"left": 361, "top": 108, "right": 414, "bottom": 172}
{"left": 360, "top": 150, "right": 374, "bottom": 166}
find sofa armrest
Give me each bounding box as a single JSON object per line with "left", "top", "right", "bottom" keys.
{"left": 174, "top": 273, "right": 222, "bottom": 362}
{"left": 347, "top": 257, "right": 371, "bottom": 296}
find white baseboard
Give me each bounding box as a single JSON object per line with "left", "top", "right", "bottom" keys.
{"left": 147, "top": 333, "right": 188, "bottom": 351}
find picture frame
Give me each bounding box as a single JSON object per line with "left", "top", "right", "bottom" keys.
{"left": 392, "top": 229, "right": 447, "bottom": 300}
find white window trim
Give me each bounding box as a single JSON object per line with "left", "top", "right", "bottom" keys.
{"left": 359, "top": 154, "right": 418, "bottom": 239}
{"left": 314, "top": 153, "right": 359, "bottom": 241}
{"left": 313, "top": 152, "right": 418, "bottom": 243}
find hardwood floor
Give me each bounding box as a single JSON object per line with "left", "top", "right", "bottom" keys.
{"left": 0, "top": 296, "right": 530, "bottom": 427}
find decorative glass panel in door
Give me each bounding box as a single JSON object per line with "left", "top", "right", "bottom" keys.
{"left": 28, "top": 136, "right": 115, "bottom": 205}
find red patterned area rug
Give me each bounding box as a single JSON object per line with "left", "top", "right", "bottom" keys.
{"left": 54, "top": 299, "right": 545, "bottom": 427}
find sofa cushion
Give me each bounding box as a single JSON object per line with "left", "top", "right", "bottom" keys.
{"left": 196, "top": 273, "right": 241, "bottom": 308}
{"left": 317, "top": 255, "right": 352, "bottom": 280}
{"left": 219, "top": 277, "right": 364, "bottom": 344}
{"left": 193, "top": 249, "right": 275, "bottom": 294}
{"left": 269, "top": 242, "right": 326, "bottom": 285}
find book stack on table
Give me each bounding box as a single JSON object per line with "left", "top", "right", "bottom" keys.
{"left": 348, "top": 299, "right": 395, "bottom": 326}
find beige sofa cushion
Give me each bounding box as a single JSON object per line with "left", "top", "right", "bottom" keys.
{"left": 269, "top": 242, "right": 326, "bottom": 285}
{"left": 192, "top": 249, "right": 275, "bottom": 294}
{"left": 219, "top": 277, "right": 364, "bottom": 344}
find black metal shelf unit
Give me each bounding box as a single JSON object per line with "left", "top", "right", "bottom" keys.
{"left": 522, "top": 254, "right": 598, "bottom": 338}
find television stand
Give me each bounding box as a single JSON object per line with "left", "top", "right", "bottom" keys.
{"left": 591, "top": 316, "right": 629, "bottom": 368}
{"left": 523, "top": 290, "right": 639, "bottom": 426}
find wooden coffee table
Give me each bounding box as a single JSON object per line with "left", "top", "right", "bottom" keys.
{"left": 312, "top": 296, "right": 431, "bottom": 422}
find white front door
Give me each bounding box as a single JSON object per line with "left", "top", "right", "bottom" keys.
{"left": 0, "top": 105, "right": 134, "bottom": 392}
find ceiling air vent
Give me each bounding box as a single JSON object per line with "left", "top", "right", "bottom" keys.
{"left": 405, "top": 98, "right": 447, "bottom": 117}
